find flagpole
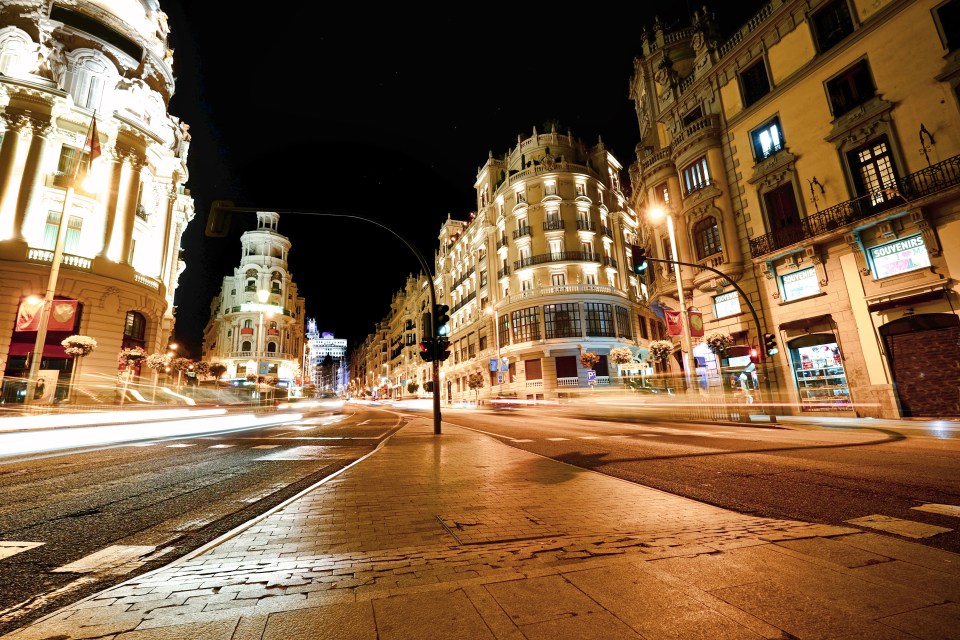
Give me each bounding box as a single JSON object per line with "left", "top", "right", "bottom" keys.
{"left": 25, "top": 114, "right": 99, "bottom": 404}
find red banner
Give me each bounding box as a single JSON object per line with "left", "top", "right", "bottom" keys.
{"left": 688, "top": 310, "right": 704, "bottom": 337}
{"left": 15, "top": 299, "right": 78, "bottom": 332}
{"left": 665, "top": 310, "right": 683, "bottom": 336}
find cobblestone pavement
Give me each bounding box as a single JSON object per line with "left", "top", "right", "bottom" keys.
{"left": 4, "top": 419, "right": 960, "bottom": 639}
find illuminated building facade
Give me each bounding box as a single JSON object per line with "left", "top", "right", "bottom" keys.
{"left": 0, "top": 0, "right": 193, "bottom": 401}
{"left": 305, "top": 319, "right": 347, "bottom": 393}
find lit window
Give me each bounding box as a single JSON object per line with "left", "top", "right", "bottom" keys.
{"left": 43, "top": 212, "right": 82, "bottom": 253}
{"left": 682, "top": 157, "right": 710, "bottom": 194}
{"left": 751, "top": 117, "right": 783, "bottom": 160}
{"left": 693, "top": 217, "right": 722, "bottom": 259}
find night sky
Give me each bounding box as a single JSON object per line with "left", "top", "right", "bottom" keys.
{"left": 161, "top": 2, "right": 767, "bottom": 358}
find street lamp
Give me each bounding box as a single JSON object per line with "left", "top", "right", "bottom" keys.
{"left": 485, "top": 306, "right": 502, "bottom": 395}
{"left": 649, "top": 206, "right": 694, "bottom": 390}
{"left": 25, "top": 116, "right": 102, "bottom": 403}
{"left": 253, "top": 289, "right": 271, "bottom": 404}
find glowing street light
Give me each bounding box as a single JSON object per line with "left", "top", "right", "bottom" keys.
{"left": 648, "top": 206, "right": 694, "bottom": 390}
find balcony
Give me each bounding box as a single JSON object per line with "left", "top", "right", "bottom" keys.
{"left": 497, "top": 266, "right": 511, "bottom": 279}
{"left": 543, "top": 220, "right": 565, "bottom": 231}
{"left": 749, "top": 153, "right": 960, "bottom": 258}
{"left": 514, "top": 251, "right": 599, "bottom": 269}
{"left": 497, "top": 237, "right": 508, "bottom": 250}
{"left": 576, "top": 220, "right": 595, "bottom": 231}
{"left": 239, "top": 327, "right": 254, "bottom": 335}
{"left": 512, "top": 225, "right": 533, "bottom": 240}
{"left": 451, "top": 267, "right": 475, "bottom": 289}
{"left": 600, "top": 225, "right": 613, "bottom": 239}
{"left": 602, "top": 256, "right": 618, "bottom": 268}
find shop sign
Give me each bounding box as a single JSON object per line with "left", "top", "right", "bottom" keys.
{"left": 869, "top": 235, "right": 930, "bottom": 279}
{"left": 780, "top": 267, "right": 819, "bottom": 301}
{"left": 713, "top": 291, "right": 740, "bottom": 318}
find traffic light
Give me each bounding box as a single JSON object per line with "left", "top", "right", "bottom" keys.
{"left": 630, "top": 245, "right": 648, "bottom": 273}
{"left": 419, "top": 338, "right": 435, "bottom": 362}
{"left": 435, "top": 337, "right": 452, "bottom": 361}
{"left": 764, "top": 332, "right": 779, "bottom": 357}
{"left": 434, "top": 304, "right": 450, "bottom": 337}
{"left": 749, "top": 346, "right": 759, "bottom": 364}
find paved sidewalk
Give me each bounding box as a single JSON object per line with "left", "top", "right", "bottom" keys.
{"left": 4, "top": 417, "right": 960, "bottom": 639}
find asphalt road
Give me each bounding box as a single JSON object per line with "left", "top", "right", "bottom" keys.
{"left": 0, "top": 404, "right": 400, "bottom": 636}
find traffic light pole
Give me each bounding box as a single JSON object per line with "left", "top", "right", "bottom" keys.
{"left": 632, "top": 247, "right": 774, "bottom": 415}
{"left": 208, "top": 202, "right": 444, "bottom": 434}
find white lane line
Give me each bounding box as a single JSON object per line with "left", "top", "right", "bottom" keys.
{"left": 256, "top": 446, "right": 329, "bottom": 461}
{"left": 912, "top": 503, "right": 960, "bottom": 518}
{"left": 578, "top": 436, "right": 600, "bottom": 440}
{"left": 208, "top": 444, "right": 236, "bottom": 448}
{"left": 512, "top": 439, "right": 534, "bottom": 443}
{"left": 845, "top": 514, "right": 952, "bottom": 539}
{"left": 0, "top": 541, "right": 43, "bottom": 560}
{"left": 251, "top": 444, "right": 281, "bottom": 449}
{"left": 167, "top": 443, "right": 195, "bottom": 448}
{"left": 53, "top": 545, "right": 156, "bottom": 574}
{"left": 546, "top": 437, "right": 570, "bottom": 441}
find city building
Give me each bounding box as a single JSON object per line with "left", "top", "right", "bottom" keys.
{"left": 350, "top": 126, "right": 657, "bottom": 403}
{"left": 627, "top": 0, "right": 959, "bottom": 417}
{"left": 304, "top": 319, "right": 347, "bottom": 393}
{"left": 201, "top": 212, "right": 306, "bottom": 383}
{"left": 0, "top": 0, "right": 194, "bottom": 402}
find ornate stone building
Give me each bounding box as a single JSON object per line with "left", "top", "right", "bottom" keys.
{"left": 201, "top": 212, "right": 306, "bottom": 383}
{"left": 628, "top": 0, "right": 960, "bottom": 417}
{"left": 0, "top": 0, "right": 193, "bottom": 401}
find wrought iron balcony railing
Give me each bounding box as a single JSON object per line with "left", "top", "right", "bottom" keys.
{"left": 514, "top": 251, "right": 599, "bottom": 269}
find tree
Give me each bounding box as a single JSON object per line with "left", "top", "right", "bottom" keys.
{"left": 170, "top": 357, "right": 193, "bottom": 388}
{"left": 193, "top": 360, "right": 211, "bottom": 380}
{"left": 209, "top": 363, "right": 227, "bottom": 381}
{"left": 467, "top": 372, "right": 484, "bottom": 402}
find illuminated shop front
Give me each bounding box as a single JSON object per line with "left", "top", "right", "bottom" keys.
{"left": 787, "top": 333, "right": 850, "bottom": 412}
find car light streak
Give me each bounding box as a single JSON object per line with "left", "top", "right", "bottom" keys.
{"left": 0, "top": 412, "right": 303, "bottom": 458}
{"left": 0, "top": 408, "right": 227, "bottom": 432}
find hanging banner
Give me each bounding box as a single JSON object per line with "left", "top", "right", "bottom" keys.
{"left": 688, "top": 310, "right": 704, "bottom": 337}
{"left": 16, "top": 299, "right": 78, "bottom": 332}
{"left": 665, "top": 310, "right": 683, "bottom": 336}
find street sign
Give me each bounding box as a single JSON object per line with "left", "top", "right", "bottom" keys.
{"left": 489, "top": 358, "right": 498, "bottom": 372}
{"left": 587, "top": 369, "right": 596, "bottom": 382}
{"left": 497, "top": 373, "right": 504, "bottom": 383}
{"left": 499, "top": 357, "right": 509, "bottom": 372}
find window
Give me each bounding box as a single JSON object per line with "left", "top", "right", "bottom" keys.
{"left": 544, "top": 303, "right": 581, "bottom": 339}
{"left": 57, "top": 145, "right": 93, "bottom": 179}
{"left": 693, "top": 217, "right": 722, "bottom": 259}
{"left": 751, "top": 117, "right": 783, "bottom": 160}
{"left": 936, "top": 0, "right": 960, "bottom": 51}
{"left": 849, "top": 137, "right": 898, "bottom": 205}
{"left": 551, "top": 273, "right": 565, "bottom": 286}
{"left": 241, "top": 341, "right": 251, "bottom": 351}
{"left": 498, "top": 314, "right": 511, "bottom": 347}
{"left": 516, "top": 189, "right": 527, "bottom": 204}
{"left": 654, "top": 182, "right": 670, "bottom": 206}
{"left": 780, "top": 267, "right": 820, "bottom": 301}
{"left": 584, "top": 303, "right": 614, "bottom": 337}
{"left": 827, "top": 60, "right": 875, "bottom": 117}
{"left": 521, "top": 279, "right": 534, "bottom": 292}
{"left": 243, "top": 319, "right": 253, "bottom": 328}
{"left": 544, "top": 180, "right": 557, "bottom": 195}
{"left": 638, "top": 315, "right": 649, "bottom": 340}
{"left": 615, "top": 306, "right": 633, "bottom": 339}
{"left": 43, "top": 212, "right": 82, "bottom": 253}
{"left": 661, "top": 236, "right": 674, "bottom": 262}
{"left": 740, "top": 59, "right": 771, "bottom": 107}
{"left": 585, "top": 272, "right": 597, "bottom": 285}
{"left": 682, "top": 157, "right": 710, "bottom": 194}
{"left": 123, "top": 311, "right": 146, "bottom": 343}
{"left": 510, "top": 306, "right": 540, "bottom": 342}
{"left": 714, "top": 291, "right": 742, "bottom": 318}
{"left": 576, "top": 183, "right": 586, "bottom": 196}
{"left": 681, "top": 105, "right": 703, "bottom": 127}
{"left": 479, "top": 271, "right": 488, "bottom": 287}
{"left": 763, "top": 183, "right": 802, "bottom": 232}
{"left": 60, "top": 50, "right": 114, "bottom": 111}
{"left": 812, "top": 0, "right": 854, "bottom": 53}
{"left": 525, "top": 359, "right": 543, "bottom": 380}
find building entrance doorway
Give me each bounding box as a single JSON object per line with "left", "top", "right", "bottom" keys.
{"left": 880, "top": 313, "right": 960, "bottom": 417}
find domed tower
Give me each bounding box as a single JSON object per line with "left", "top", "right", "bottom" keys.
{"left": 202, "top": 212, "right": 307, "bottom": 386}
{"left": 0, "top": 0, "right": 194, "bottom": 401}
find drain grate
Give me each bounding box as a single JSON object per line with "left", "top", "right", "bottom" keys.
{"left": 437, "top": 508, "right": 565, "bottom": 545}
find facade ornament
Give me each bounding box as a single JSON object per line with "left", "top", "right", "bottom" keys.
{"left": 845, "top": 231, "right": 871, "bottom": 276}
{"left": 910, "top": 208, "right": 941, "bottom": 257}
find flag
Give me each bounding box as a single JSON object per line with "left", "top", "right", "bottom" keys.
{"left": 688, "top": 310, "right": 704, "bottom": 337}
{"left": 665, "top": 310, "right": 683, "bottom": 336}
{"left": 86, "top": 116, "right": 100, "bottom": 161}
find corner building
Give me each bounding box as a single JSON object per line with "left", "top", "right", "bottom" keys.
{"left": 628, "top": 0, "right": 960, "bottom": 418}
{"left": 0, "top": 0, "right": 193, "bottom": 399}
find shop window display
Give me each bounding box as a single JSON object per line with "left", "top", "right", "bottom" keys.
{"left": 790, "top": 336, "right": 851, "bottom": 411}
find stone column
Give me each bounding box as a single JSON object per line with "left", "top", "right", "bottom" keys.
{"left": 97, "top": 151, "right": 122, "bottom": 258}
{"left": 0, "top": 113, "right": 29, "bottom": 235}
{"left": 117, "top": 151, "right": 144, "bottom": 265}
{"left": 159, "top": 189, "right": 176, "bottom": 286}
{"left": 12, "top": 117, "right": 54, "bottom": 242}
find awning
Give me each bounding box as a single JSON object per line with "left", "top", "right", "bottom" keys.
{"left": 7, "top": 342, "right": 70, "bottom": 358}
{"left": 779, "top": 314, "right": 833, "bottom": 331}
{"left": 867, "top": 289, "right": 944, "bottom": 313}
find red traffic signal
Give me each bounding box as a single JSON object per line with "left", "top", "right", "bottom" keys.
{"left": 749, "top": 346, "right": 759, "bottom": 364}
{"left": 435, "top": 337, "right": 452, "bottom": 361}
{"left": 419, "top": 339, "right": 435, "bottom": 362}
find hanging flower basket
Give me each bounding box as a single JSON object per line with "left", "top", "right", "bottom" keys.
{"left": 118, "top": 346, "right": 146, "bottom": 366}
{"left": 647, "top": 339, "right": 674, "bottom": 364}
{"left": 61, "top": 335, "right": 97, "bottom": 358}
{"left": 703, "top": 331, "right": 734, "bottom": 355}
{"left": 580, "top": 351, "right": 600, "bottom": 369}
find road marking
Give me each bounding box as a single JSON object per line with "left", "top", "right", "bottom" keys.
{"left": 546, "top": 437, "right": 569, "bottom": 441}
{"left": 578, "top": 436, "right": 600, "bottom": 439}
{"left": 166, "top": 443, "right": 195, "bottom": 448}
{"left": 511, "top": 439, "right": 534, "bottom": 443}
{"left": 256, "top": 446, "right": 329, "bottom": 461}
{"left": 252, "top": 444, "right": 281, "bottom": 449}
{"left": 128, "top": 443, "right": 156, "bottom": 447}
{"left": 912, "top": 503, "right": 960, "bottom": 518}
{"left": 0, "top": 541, "right": 43, "bottom": 560}
{"left": 845, "top": 514, "right": 952, "bottom": 539}
{"left": 53, "top": 545, "right": 157, "bottom": 574}
{"left": 208, "top": 444, "right": 235, "bottom": 448}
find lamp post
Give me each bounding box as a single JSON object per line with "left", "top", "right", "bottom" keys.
{"left": 252, "top": 289, "right": 271, "bottom": 405}
{"left": 25, "top": 117, "right": 101, "bottom": 403}
{"left": 485, "top": 306, "right": 502, "bottom": 395}
{"left": 649, "top": 207, "right": 694, "bottom": 390}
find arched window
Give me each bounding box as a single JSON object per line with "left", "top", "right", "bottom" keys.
{"left": 62, "top": 49, "right": 116, "bottom": 112}
{"left": 241, "top": 341, "right": 251, "bottom": 351}
{"left": 123, "top": 311, "right": 146, "bottom": 346}
{"left": 693, "top": 217, "right": 722, "bottom": 259}
{"left": 0, "top": 27, "right": 35, "bottom": 78}
{"left": 243, "top": 319, "right": 253, "bottom": 329}
{"left": 267, "top": 342, "right": 277, "bottom": 353}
